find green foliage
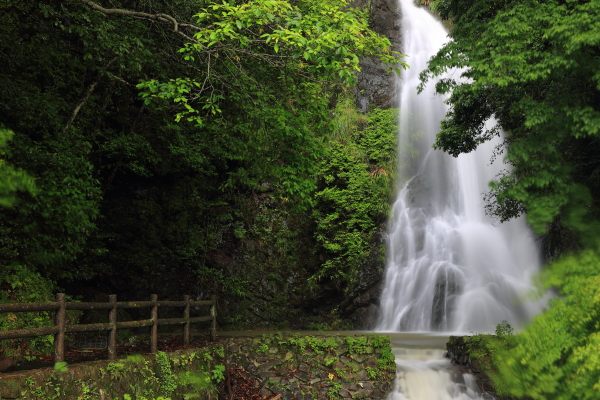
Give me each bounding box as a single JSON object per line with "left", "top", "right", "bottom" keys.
{"left": 312, "top": 96, "right": 398, "bottom": 287}
{"left": 0, "top": 265, "right": 56, "bottom": 360}
{"left": 155, "top": 351, "right": 177, "bottom": 397}
{"left": 0, "top": 0, "right": 402, "bottom": 321}
{"left": 258, "top": 342, "right": 269, "bottom": 353}
{"left": 133, "top": 0, "right": 405, "bottom": 210}
{"left": 10, "top": 346, "right": 226, "bottom": 399}
{"left": 494, "top": 320, "right": 514, "bottom": 338}
{"left": 210, "top": 364, "right": 226, "bottom": 384}
{"left": 365, "top": 366, "right": 378, "bottom": 379}
{"left": 372, "top": 340, "right": 395, "bottom": 371}
{"left": 346, "top": 336, "right": 370, "bottom": 354}
{"left": 139, "top": 0, "right": 406, "bottom": 125}
{"left": 281, "top": 334, "right": 340, "bottom": 356}
{"left": 54, "top": 361, "right": 69, "bottom": 373}
{"left": 423, "top": 0, "right": 600, "bottom": 239}
{"left": 0, "top": 129, "right": 36, "bottom": 207}
{"left": 123, "top": 395, "right": 170, "bottom": 400}
{"left": 24, "top": 377, "right": 48, "bottom": 399}
{"left": 74, "top": 379, "right": 99, "bottom": 400}
{"left": 486, "top": 249, "right": 600, "bottom": 399}
{"left": 177, "top": 370, "right": 215, "bottom": 399}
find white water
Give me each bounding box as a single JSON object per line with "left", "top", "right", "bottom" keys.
{"left": 376, "top": 0, "right": 543, "bottom": 334}
{"left": 390, "top": 349, "right": 486, "bottom": 400}
{"left": 385, "top": 334, "right": 494, "bottom": 400}
{"left": 376, "top": 1, "right": 544, "bottom": 399}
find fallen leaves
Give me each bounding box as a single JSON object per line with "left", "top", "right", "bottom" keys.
{"left": 219, "top": 366, "right": 280, "bottom": 400}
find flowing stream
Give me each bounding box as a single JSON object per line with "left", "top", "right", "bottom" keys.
{"left": 386, "top": 334, "right": 492, "bottom": 400}
{"left": 376, "top": 1, "right": 544, "bottom": 399}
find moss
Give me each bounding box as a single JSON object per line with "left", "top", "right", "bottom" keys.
{"left": 223, "top": 334, "right": 395, "bottom": 398}
{"left": 2, "top": 334, "right": 395, "bottom": 399}
{"left": 0, "top": 347, "right": 223, "bottom": 400}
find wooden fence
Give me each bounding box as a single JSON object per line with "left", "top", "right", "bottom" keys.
{"left": 0, "top": 294, "right": 216, "bottom": 362}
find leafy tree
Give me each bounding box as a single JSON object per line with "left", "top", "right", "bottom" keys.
{"left": 0, "top": 0, "right": 403, "bottom": 325}
{"left": 422, "top": 0, "right": 600, "bottom": 241}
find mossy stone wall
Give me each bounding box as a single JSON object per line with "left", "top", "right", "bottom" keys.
{"left": 223, "top": 334, "right": 395, "bottom": 399}
{"left": 0, "top": 334, "right": 396, "bottom": 400}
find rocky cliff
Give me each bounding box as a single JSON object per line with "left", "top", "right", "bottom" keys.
{"left": 355, "top": 0, "right": 403, "bottom": 112}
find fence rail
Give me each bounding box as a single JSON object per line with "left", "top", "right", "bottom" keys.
{"left": 0, "top": 294, "right": 217, "bottom": 362}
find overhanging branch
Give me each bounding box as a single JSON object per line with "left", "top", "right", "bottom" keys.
{"left": 70, "top": 0, "right": 205, "bottom": 46}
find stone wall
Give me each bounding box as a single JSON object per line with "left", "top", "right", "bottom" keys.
{"left": 223, "top": 334, "right": 395, "bottom": 399}
{"left": 0, "top": 334, "right": 396, "bottom": 400}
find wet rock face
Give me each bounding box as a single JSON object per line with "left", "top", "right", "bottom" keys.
{"left": 355, "top": 0, "right": 403, "bottom": 112}
{"left": 340, "top": 239, "right": 386, "bottom": 329}
{"left": 446, "top": 336, "right": 510, "bottom": 399}
{"left": 431, "top": 266, "right": 463, "bottom": 330}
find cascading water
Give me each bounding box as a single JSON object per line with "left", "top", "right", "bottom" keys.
{"left": 388, "top": 346, "right": 488, "bottom": 400}
{"left": 377, "top": 0, "right": 543, "bottom": 334}
{"left": 376, "top": 1, "right": 544, "bottom": 399}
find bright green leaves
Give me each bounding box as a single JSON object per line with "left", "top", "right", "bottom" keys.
{"left": 139, "top": 0, "right": 406, "bottom": 125}
{"left": 544, "top": 1, "right": 600, "bottom": 56}
{"left": 311, "top": 98, "right": 397, "bottom": 287}
{"left": 137, "top": 78, "right": 206, "bottom": 124}
{"left": 492, "top": 249, "right": 600, "bottom": 400}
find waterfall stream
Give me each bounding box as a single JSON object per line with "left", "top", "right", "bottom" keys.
{"left": 375, "top": 1, "right": 544, "bottom": 398}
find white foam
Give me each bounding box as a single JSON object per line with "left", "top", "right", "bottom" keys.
{"left": 376, "top": 0, "right": 544, "bottom": 333}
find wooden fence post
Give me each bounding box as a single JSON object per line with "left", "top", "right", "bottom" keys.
{"left": 183, "top": 295, "right": 190, "bottom": 346}
{"left": 2, "top": 293, "right": 219, "bottom": 360}
{"left": 108, "top": 294, "right": 117, "bottom": 360}
{"left": 210, "top": 295, "right": 216, "bottom": 341}
{"left": 54, "top": 293, "right": 66, "bottom": 363}
{"left": 151, "top": 294, "right": 158, "bottom": 353}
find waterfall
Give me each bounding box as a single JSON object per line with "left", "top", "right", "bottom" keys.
{"left": 376, "top": 0, "right": 544, "bottom": 333}
{"left": 375, "top": 5, "right": 544, "bottom": 398}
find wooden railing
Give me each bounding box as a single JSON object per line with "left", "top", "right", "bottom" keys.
{"left": 0, "top": 294, "right": 216, "bottom": 362}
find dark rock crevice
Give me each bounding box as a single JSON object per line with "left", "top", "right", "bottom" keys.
{"left": 355, "top": 0, "right": 403, "bottom": 113}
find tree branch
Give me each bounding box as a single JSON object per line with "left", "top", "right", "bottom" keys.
{"left": 70, "top": 0, "right": 205, "bottom": 46}
{"left": 63, "top": 56, "right": 118, "bottom": 132}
